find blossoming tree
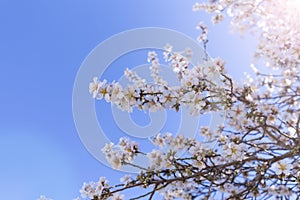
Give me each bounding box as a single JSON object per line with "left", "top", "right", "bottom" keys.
{"left": 68, "top": 0, "right": 300, "bottom": 199}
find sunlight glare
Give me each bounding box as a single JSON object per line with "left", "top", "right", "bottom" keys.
{"left": 286, "top": 0, "right": 300, "bottom": 11}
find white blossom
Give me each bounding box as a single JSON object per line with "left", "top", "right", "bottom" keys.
{"left": 272, "top": 160, "right": 293, "bottom": 176}
{"left": 37, "top": 196, "right": 52, "bottom": 200}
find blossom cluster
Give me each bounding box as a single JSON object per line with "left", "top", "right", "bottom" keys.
{"left": 82, "top": 130, "right": 299, "bottom": 199}
{"left": 89, "top": 45, "right": 229, "bottom": 116}
{"left": 76, "top": 177, "right": 124, "bottom": 200}
{"left": 193, "top": 0, "right": 300, "bottom": 71}
{"left": 101, "top": 138, "right": 139, "bottom": 170}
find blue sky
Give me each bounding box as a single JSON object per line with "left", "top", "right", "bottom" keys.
{"left": 0, "top": 1, "right": 256, "bottom": 199}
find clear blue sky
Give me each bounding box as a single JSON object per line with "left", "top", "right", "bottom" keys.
{"left": 0, "top": 1, "right": 256, "bottom": 199}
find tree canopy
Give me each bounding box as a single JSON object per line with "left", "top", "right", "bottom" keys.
{"left": 72, "top": 0, "right": 300, "bottom": 199}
